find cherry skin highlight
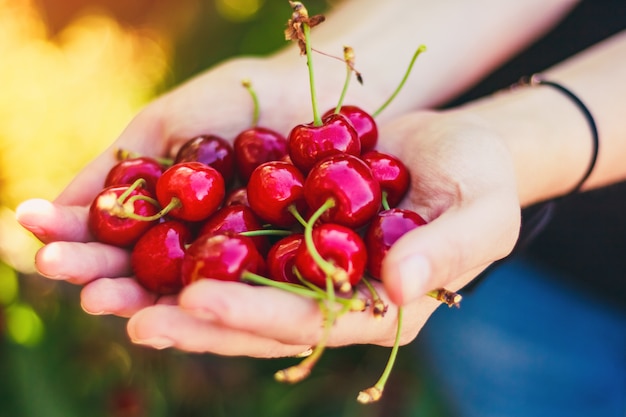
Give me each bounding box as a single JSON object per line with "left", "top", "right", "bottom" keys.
{"left": 104, "top": 156, "right": 164, "bottom": 195}
{"left": 267, "top": 233, "right": 304, "bottom": 284}
{"left": 365, "top": 208, "right": 427, "bottom": 279}
{"left": 88, "top": 185, "right": 159, "bottom": 247}
{"left": 288, "top": 113, "right": 361, "bottom": 174}
{"left": 323, "top": 105, "right": 378, "bottom": 153}
{"left": 197, "top": 204, "right": 270, "bottom": 256}
{"left": 181, "top": 232, "right": 266, "bottom": 285}
{"left": 247, "top": 161, "right": 307, "bottom": 228}
{"left": 174, "top": 135, "right": 235, "bottom": 186}
{"left": 362, "top": 150, "right": 410, "bottom": 208}
{"left": 131, "top": 220, "right": 192, "bottom": 294}
{"left": 156, "top": 162, "right": 225, "bottom": 222}
{"left": 233, "top": 126, "right": 288, "bottom": 183}
{"left": 304, "top": 154, "right": 381, "bottom": 229}
{"left": 294, "top": 223, "right": 366, "bottom": 291}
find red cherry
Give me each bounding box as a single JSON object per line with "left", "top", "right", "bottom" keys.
{"left": 233, "top": 126, "right": 288, "bottom": 183}
{"left": 181, "top": 232, "right": 266, "bottom": 285}
{"left": 131, "top": 220, "right": 192, "bottom": 294}
{"left": 304, "top": 154, "right": 381, "bottom": 229}
{"left": 362, "top": 150, "right": 410, "bottom": 208}
{"left": 287, "top": 113, "right": 361, "bottom": 173}
{"left": 156, "top": 162, "right": 225, "bottom": 222}
{"left": 246, "top": 161, "right": 307, "bottom": 228}
{"left": 224, "top": 186, "right": 249, "bottom": 207}
{"left": 88, "top": 185, "right": 159, "bottom": 247}
{"left": 294, "top": 223, "right": 366, "bottom": 291}
{"left": 322, "top": 105, "right": 378, "bottom": 153}
{"left": 197, "top": 205, "right": 270, "bottom": 256}
{"left": 365, "top": 208, "right": 427, "bottom": 279}
{"left": 104, "top": 157, "right": 164, "bottom": 194}
{"left": 267, "top": 234, "right": 303, "bottom": 284}
{"left": 174, "top": 135, "right": 235, "bottom": 185}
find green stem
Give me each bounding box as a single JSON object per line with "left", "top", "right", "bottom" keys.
{"left": 381, "top": 191, "right": 391, "bottom": 211}
{"left": 334, "top": 60, "right": 352, "bottom": 114}
{"left": 242, "top": 79, "right": 260, "bottom": 127}
{"left": 357, "top": 306, "right": 404, "bottom": 404}
{"left": 371, "top": 45, "right": 427, "bottom": 118}
{"left": 119, "top": 197, "right": 180, "bottom": 222}
{"left": 117, "top": 178, "right": 147, "bottom": 204}
{"left": 240, "top": 229, "right": 292, "bottom": 238}
{"left": 303, "top": 23, "right": 322, "bottom": 126}
{"left": 304, "top": 199, "right": 337, "bottom": 279}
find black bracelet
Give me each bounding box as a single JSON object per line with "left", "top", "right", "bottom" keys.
{"left": 518, "top": 74, "right": 600, "bottom": 195}
{"left": 465, "top": 75, "right": 601, "bottom": 293}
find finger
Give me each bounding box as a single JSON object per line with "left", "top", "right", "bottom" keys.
{"left": 35, "top": 241, "right": 131, "bottom": 284}
{"left": 127, "top": 304, "right": 310, "bottom": 358}
{"left": 178, "top": 279, "right": 436, "bottom": 347}
{"left": 80, "top": 278, "right": 161, "bottom": 317}
{"left": 16, "top": 199, "right": 91, "bottom": 243}
{"left": 382, "top": 192, "right": 521, "bottom": 305}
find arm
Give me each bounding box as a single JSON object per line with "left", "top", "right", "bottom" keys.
{"left": 380, "top": 29, "right": 626, "bottom": 305}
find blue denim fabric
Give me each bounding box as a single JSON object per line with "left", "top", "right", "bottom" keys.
{"left": 415, "top": 255, "right": 626, "bottom": 417}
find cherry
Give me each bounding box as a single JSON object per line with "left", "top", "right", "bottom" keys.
{"left": 322, "top": 105, "right": 378, "bottom": 153}
{"left": 131, "top": 220, "right": 192, "bottom": 294}
{"left": 294, "top": 223, "right": 366, "bottom": 291}
{"left": 156, "top": 162, "right": 225, "bottom": 222}
{"left": 197, "top": 204, "right": 270, "bottom": 256}
{"left": 104, "top": 156, "right": 164, "bottom": 195}
{"left": 246, "top": 160, "right": 308, "bottom": 228}
{"left": 174, "top": 135, "right": 235, "bottom": 186}
{"left": 224, "top": 186, "right": 249, "bottom": 207}
{"left": 287, "top": 113, "right": 361, "bottom": 174}
{"left": 362, "top": 150, "right": 410, "bottom": 208}
{"left": 234, "top": 127, "right": 288, "bottom": 183}
{"left": 364, "top": 208, "right": 427, "bottom": 279}
{"left": 181, "top": 232, "right": 266, "bottom": 285}
{"left": 267, "top": 233, "right": 304, "bottom": 284}
{"left": 88, "top": 184, "right": 160, "bottom": 247}
{"left": 304, "top": 153, "right": 381, "bottom": 229}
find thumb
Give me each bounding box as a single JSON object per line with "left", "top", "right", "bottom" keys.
{"left": 380, "top": 193, "right": 520, "bottom": 306}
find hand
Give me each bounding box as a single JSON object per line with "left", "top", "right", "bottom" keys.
{"left": 18, "top": 104, "right": 521, "bottom": 357}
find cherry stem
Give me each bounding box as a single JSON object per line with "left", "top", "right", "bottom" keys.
{"left": 117, "top": 178, "right": 147, "bottom": 205}
{"left": 275, "top": 275, "right": 337, "bottom": 384}
{"left": 357, "top": 306, "right": 404, "bottom": 404}
{"left": 333, "top": 46, "right": 354, "bottom": 114}
{"left": 119, "top": 197, "right": 180, "bottom": 222}
{"left": 115, "top": 148, "right": 173, "bottom": 167}
{"left": 287, "top": 204, "right": 308, "bottom": 228}
{"left": 371, "top": 45, "right": 427, "bottom": 118}
{"left": 240, "top": 229, "right": 292, "bottom": 238}
{"left": 302, "top": 21, "right": 322, "bottom": 126}
{"left": 241, "top": 79, "right": 260, "bottom": 127}
{"left": 361, "top": 277, "right": 388, "bottom": 319}
{"left": 381, "top": 191, "right": 391, "bottom": 211}
{"left": 427, "top": 288, "right": 463, "bottom": 308}
{"left": 303, "top": 198, "right": 348, "bottom": 291}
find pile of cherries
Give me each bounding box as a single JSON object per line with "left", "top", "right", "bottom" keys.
{"left": 89, "top": 104, "right": 424, "bottom": 300}
{"left": 88, "top": 1, "right": 459, "bottom": 404}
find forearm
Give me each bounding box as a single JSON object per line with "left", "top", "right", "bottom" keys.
{"left": 458, "top": 30, "right": 626, "bottom": 206}
{"left": 273, "top": 0, "right": 579, "bottom": 118}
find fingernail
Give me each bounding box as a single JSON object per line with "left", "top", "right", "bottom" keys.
{"left": 80, "top": 301, "right": 108, "bottom": 316}
{"left": 132, "top": 336, "right": 174, "bottom": 350}
{"left": 398, "top": 254, "right": 431, "bottom": 303}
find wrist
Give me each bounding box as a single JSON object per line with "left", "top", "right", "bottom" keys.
{"left": 460, "top": 83, "right": 595, "bottom": 207}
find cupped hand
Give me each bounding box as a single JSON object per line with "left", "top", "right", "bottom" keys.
{"left": 16, "top": 61, "right": 522, "bottom": 357}
{"left": 100, "top": 109, "right": 522, "bottom": 357}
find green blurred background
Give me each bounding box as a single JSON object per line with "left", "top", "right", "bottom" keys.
{"left": 0, "top": 1, "right": 448, "bottom": 415}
